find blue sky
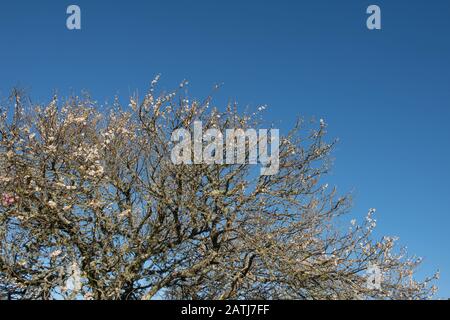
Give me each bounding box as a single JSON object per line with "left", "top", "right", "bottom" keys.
{"left": 1, "top": 0, "right": 449, "bottom": 297}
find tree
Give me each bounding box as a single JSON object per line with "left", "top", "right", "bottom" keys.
{"left": 0, "top": 80, "right": 438, "bottom": 300}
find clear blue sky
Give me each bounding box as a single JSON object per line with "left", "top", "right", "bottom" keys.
{"left": 1, "top": 0, "right": 449, "bottom": 297}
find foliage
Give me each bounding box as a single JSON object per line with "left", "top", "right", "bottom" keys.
{"left": 0, "top": 82, "right": 438, "bottom": 300}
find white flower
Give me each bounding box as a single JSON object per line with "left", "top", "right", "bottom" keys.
{"left": 55, "top": 182, "right": 68, "bottom": 189}
{"left": 47, "top": 145, "right": 57, "bottom": 153}
{"left": 151, "top": 74, "right": 161, "bottom": 86}
{"left": 50, "top": 249, "right": 62, "bottom": 258}
{"left": 66, "top": 115, "right": 88, "bottom": 124}
{"left": 350, "top": 219, "right": 356, "bottom": 226}
{"left": 84, "top": 292, "right": 94, "bottom": 300}
{"left": 0, "top": 176, "right": 12, "bottom": 183}
{"left": 209, "top": 190, "right": 223, "bottom": 197}
{"left": 48, "top": 200, "right": 57, "bottom": 209}
{"left": 128, "top": 98, "right": 137, "bottom": 109}
{"left": 119, "top": 209, "right": 131, "bottom": 218}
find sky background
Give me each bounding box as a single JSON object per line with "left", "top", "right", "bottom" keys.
{"left": 0, "top": 0, "right": 449, "bottom": 297}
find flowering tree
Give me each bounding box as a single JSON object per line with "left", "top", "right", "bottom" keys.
{"left": 0, "top": 82, "right": 438, "bottom": 300}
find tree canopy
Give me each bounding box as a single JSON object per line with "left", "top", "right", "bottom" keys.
{"left": 0, "top": 81, "right": 438, "bottom": 300}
